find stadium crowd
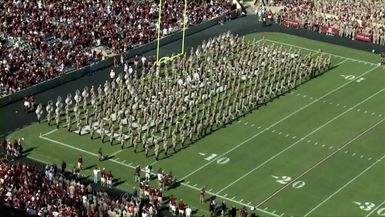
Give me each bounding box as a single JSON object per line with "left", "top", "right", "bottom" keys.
{"left": 275, "top": 0, "right": 385, "bottom": 45}
{"left": 0, "top": 0, "right": 235, "bottom": 97}
{"left": 0, "top": 154, "right": 198, "bottom": 217}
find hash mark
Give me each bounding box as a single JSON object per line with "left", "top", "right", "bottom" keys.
{"left": 292, "top": 136, "right": 297, "bottom": 139}
{"left": 368, "top": 157, "right": 372, "bottom": 161}
{"left": 286, "top": 134, "right": 289, "bottom": 137}
{"left": 360, "top": 155, "right": 364, "bottom": 158}
{"left": 223, "top": 194, "right": 228, "bottom": 197}
{"left": 231, "top": 196, "right": 236, "bottom": 200}
{"left": 352, "top": 153, "right": 356, "bottom": 156}
{"left": 193, "top": 184, "right": 197, "bottom": 187}
{"left": 307, "top": 140, "right": 311, "bottom": 143}
{"left": 344, "top": 150, "right": 349, "bottom": 154}
{"left": 322, "top": 144, "right": 326, "bottom": 147}
{"left": 329, "top": 146, "right": 333, "bottom": 149}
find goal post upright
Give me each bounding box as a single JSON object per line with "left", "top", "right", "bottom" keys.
{"left": 156, "top": 0, "right": 188, "bottom": 65}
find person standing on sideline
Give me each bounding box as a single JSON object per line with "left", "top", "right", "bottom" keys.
{"left": 135, "top": 165, "right": 141, "bottom": 183}
{"left": 200, "top": 187, "right": 205, "bottom": 204}
{"left": 93, "top": 167, "right": 100, "bottom": 184}
{"left": 77, "top": 155, "right": 83, "bottom": 170}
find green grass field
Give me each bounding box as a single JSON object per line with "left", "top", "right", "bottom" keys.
{"left": 8, "top": 32, "right": 385, "bottom": 217}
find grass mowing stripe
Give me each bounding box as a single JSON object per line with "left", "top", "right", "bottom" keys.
{"left": 181, "top": 65, "right": 379, "bottom": 181}
{"left": 366, "top": 201, "right": 385, "bottom": 217}
{"left": 255, "top": 118, "right": 385, "bottom": 207}
{"left": 264, "top": 39, "right": 378, "bottom": 66}
{"left": 216, "top": 88, "right": 385, "bottom": 194}
{"left": 303, "top": 155, "right": 385, "bottom": 217}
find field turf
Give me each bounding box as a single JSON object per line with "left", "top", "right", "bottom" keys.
{"left": 8, "top": 32, "right": 385, "bottom": 217}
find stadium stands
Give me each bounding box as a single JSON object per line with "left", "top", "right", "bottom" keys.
{"left": 275, "top": 0, "right": 385, "bottom": 45}
{"left": 0, "top": 0, "right": 235, "bottom": 97}
{"left": 0, "top": 155, "right": 190, "bottom": 217}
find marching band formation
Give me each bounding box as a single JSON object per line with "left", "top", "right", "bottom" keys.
{"left": 36, "top": 32, "right": 331, "bottom": 160}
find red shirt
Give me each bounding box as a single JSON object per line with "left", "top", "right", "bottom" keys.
{"left": 178, "top": 201, "right": 185, "bottom": 210}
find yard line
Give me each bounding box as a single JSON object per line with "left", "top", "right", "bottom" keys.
{"left": 255, "top": 118, "right": 385, "bottom": 207}
{"left": 40, "top": 136, "right": 139, "bottom": 170}
{"left": 181, "top": 182, "right": 280, "bottom": 217}
{"left": 304, "top": 155, "right": 385, "bottom": 216}
{"left": 264, "top": 39, "right": 377, "bottom": 66}
{"left": 366, "top": 201, "right": 385, "bottom": 217}
{"left": 42, "top": 129, "right": 58, "bottom": 137}
{"left": 180, "top": 66, "right": 379, "bottom": 181}
{"left": 216, "top": 89, "right": 384, "bottom": 194}
{"left": 111, "top": 149, "right": 123, "bottom": 157}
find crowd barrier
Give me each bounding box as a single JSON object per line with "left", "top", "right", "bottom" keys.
{"left": 355, "top": 32, "right": 373, "bottom": 43}
{"left": 321, "top": 25, "right": 339, "bottom": 36}
{"left": 0, "top": 12, "right": 239, "bottom": 107}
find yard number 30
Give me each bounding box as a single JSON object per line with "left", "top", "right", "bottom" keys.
{"left": 354, "top": 201, "right": 385, "bottom": 216}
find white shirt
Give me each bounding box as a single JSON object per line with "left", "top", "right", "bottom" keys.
{"left": 110, "top": 70, "right": 115, "bottom": 79}
{"left": 185, "top": 207, "right": 192, "bottom": 216}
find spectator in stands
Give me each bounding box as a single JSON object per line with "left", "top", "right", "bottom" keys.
{"left": 0, "top": 0, "right": 235, "bottom": 97}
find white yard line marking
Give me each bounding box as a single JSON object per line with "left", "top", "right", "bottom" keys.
{"left": 181, "top": 66, "right": 379, "bottom": 181}
{"left": 264, "top": 39, "right": 377, "bottom": 66}
{"left": 304, "top": 155, "right": 385, "bottom": 216}
{"left": 216, "top": 89, "right": 384, "bottom": 194}
{"left": 366, "top": 201, "right": 385, "bottom": 217}
{"left": 41, "top": 129, "right": 58, "bottom": 137}
{"left": 111, "top": 149, "right": 124, "bottom": 156}
{"left": 255, "top": 118, "right": 384, "bottom": 207}
{"left": 292, "top": 95, "right": 380, "bottom": 117}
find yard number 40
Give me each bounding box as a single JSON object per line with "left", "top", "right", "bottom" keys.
{"left": 201, "top": 153, "right": 230, "bottom": 165}
{"left": 340, "top": 75, "right": 365, "bottom": 82}
{"left": 354, "top": 201, "right": 385, "bottom": 216}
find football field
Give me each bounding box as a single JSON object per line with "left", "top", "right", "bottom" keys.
{"left": 8, "top": 32, "right": 385, "bottom": 217}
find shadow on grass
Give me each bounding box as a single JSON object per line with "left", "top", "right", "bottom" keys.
{"left": 84, "top": 164, "right": 97, "bottom": 170}
{"left": 20, "top": 146, "right": 37, "bottom": 157}
{"left": 113, "top": 178, "right": 126, "bottom": 187}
